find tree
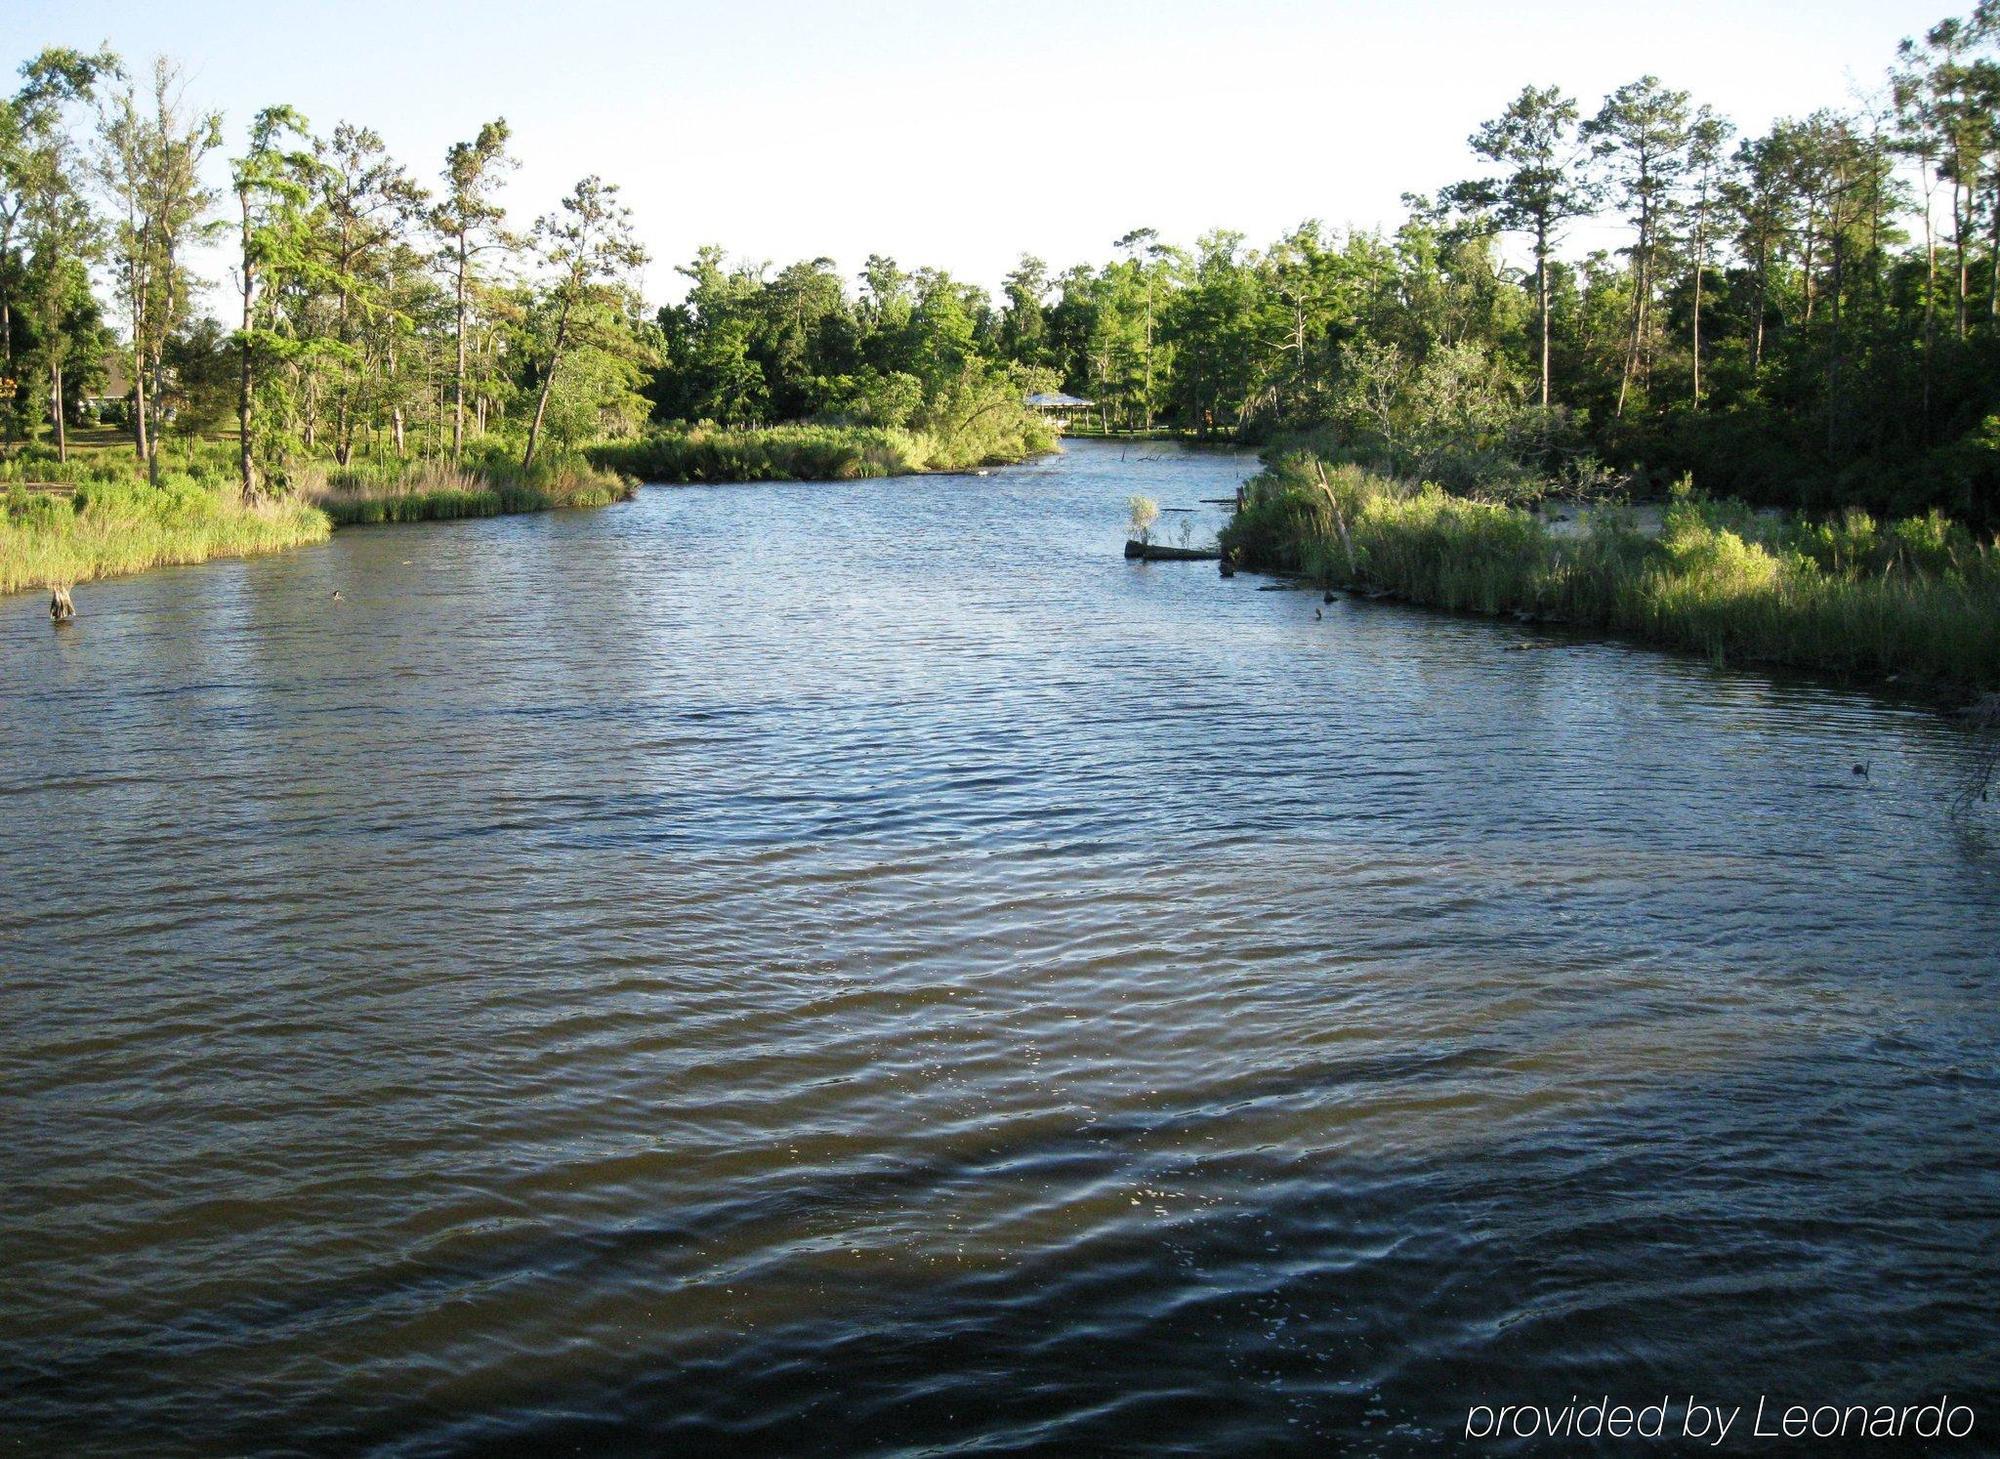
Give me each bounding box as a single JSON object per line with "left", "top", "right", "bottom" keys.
{"left": 1584, "top": 76, "right": 1696, "bottom": 416}
{"left": 522, "top": 175, "right": 647, "bottom": 467}
{"left": 1683, "top": 105, "right": 1735, "bottom": 407}
{"left": 1446, "top": 85, "right": 1598, "bottom": 408}
{"left": 1114, "top": 227, "right": 1165, "bottom": 426}
{"left": 3, "top": 47, "right": 114, "bottom": 454}
{"left": 1894, "top": 11, "right": 1998, "bottom": 339}
{"left": 432, "top": 118, "right": 515, "bottom": 459}
{"left": 999, "top": 254, "right": 1051, "bottom": 365}
{"left": 308, "top": 122, "right": 426, "bottom": 465}
{"left": 96, "top": 56, "right": 223, "bottom": 484}
{"left": 229, "top": 105, "right": 314, "bottom": 493}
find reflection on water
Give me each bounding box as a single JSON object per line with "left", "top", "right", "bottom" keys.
{"left": 3, "top": 441, "right": 1998, "bottom": 1455}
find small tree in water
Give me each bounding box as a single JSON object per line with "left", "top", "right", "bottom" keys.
{"left": 1128, "top": 493, "right": 1159, "bottom": 544}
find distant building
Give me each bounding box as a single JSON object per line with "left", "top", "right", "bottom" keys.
{"left": 82, "top": 356, "right": 133, "bottom": 416}
{"left": 1025, "top": 391, "right": 1095, "bottom": 431}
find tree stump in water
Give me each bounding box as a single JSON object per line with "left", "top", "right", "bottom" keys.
{"left": 49, "top": 587, "right": 75, "bottom": 622}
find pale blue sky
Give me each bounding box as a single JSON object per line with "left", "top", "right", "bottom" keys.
{"left": 10, "top": 0, "right": 1956, "bottom": 307}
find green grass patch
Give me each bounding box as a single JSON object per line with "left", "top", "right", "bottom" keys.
{"left": 588, "top": 425, "right": 934, "bottom": 483}
{"left": 2, "top": 477, "right": 331, "bottom": 595}
{"left": 302, "top": 452, "right": 634, "bottom": 526}
{"left": 1, "top": 445, "right": 635, "bottom": 594}
{"left": 588, "top": 413, "right": 1057, "bottom": 486}
{"left": 1222, "top": 455, "right": 2000, "bottom": 691}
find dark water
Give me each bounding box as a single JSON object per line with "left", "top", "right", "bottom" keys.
{"left": 4, "top": 440, "right": 1999, "bottom": 1457}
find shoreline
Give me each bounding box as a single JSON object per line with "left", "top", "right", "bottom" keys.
{"left": 2, "top": 428, "right": 1060, "bottom": 601}
{"left": 1221, "top": 456, "right": 2000, "bottom": 699}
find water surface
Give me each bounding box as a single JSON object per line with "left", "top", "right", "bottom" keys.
{"left": 4, "top": 440, "right": 1998, "bottom": 1455}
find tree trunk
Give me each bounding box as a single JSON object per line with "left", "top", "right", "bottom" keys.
{"left": 522, "top": 299, "right": 572, "bottom": 469}
{"left": 1691, "top": 242, "right": 1705, "bottom": 409}
{"left": 52, "top": 359, "right": 66, "bottom": 463}
{"left": 1751, "top": 241, "right": 1768, "bottom": 376}
{"left": 1536, "top": 221, "right": 1551, "bottom": 410}
{"left": 1923, "top": 202, "right": 1938, "bottom": 428}
{"left": 1988, "top": 183, "right": 1999, "bottom": 322}
{"left": 1955, "top": 182, "right": 1969, "bottom": 339}
{"left": 389, "top": 337, "right": 405, "bottom": 457}
{"left": 453, "top": 233, "right": 469, "bottom": 459}
{"left": 239, "top": 196, "right": 256, "bottom": 497}
{"left": 150, "top": 252, "right": 178, "bottom": 488}
{"left": 133, "top": 349, "right": 152, "bottom": 480}
{"left": 1, "top": 294, "right": 12, "bottom": 447}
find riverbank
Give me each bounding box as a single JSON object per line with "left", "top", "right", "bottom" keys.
{"left": 1222, "top": 454, "right": 2000, "bottom": 693}
{"left": 1, "top": 417, "right": 1058, "bottom": 599}
{"left": 1, "top": 479, "right": 330, "bottom": 596}
{"left": 0, "top": 448, "right": 634, "bottom": 597}
{"left": 302, "top": 454, "right": 633, "bottom": 526}
{"left": 588, "top": 418, "right": 1057, "bottom": 484}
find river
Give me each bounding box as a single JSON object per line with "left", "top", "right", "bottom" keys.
{"left": 4, "top": 439, "right": 1998, "bottom": 1455}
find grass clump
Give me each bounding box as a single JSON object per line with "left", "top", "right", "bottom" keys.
{"left": 588, "top": 409, "right": 1056, "bottom": 486}
{"left": 1, "top": 477, "right": 330, "bottom": 595}
{"left": 588, "top": 424, "right": 934, "bottom": 483}
{"left": 1222, "top": 453, "right": 2000, "bottom": 689}
{"left": 300, "top": 450, "right": 634, "bottom": 526}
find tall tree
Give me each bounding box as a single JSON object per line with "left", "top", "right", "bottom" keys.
{"left": 1446, "top": 85, "right": 1598, "bottom": 407}
{"left": 522, "top": 175, "right": 647, "bottom": 467}
{"left": 1113, "top": 227, "right": 1163, "bottom": 427}
{"left": 1585, "top": 76, "right": 1696, "bottom": 416}
{"left": 96, "top": 57, "right": 222, "bottom": 484}
{"left": 229, "top": 105, "right": 314, "bottom": 493}
{"left": 3, "top": 47, "right": 114, "bottom": 451}
{"left": 310, "top": 122, "right": 425, "bottom": 465}
{"left": 431, "top": 118, "right": 515, "bottom": 460}
{"left": 1683, "top": 105, "right": 1735, "bottom": 407}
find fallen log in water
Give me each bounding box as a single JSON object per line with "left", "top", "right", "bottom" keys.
{"left": 1124, "top": 540, "right": 1222, "bottom": 561}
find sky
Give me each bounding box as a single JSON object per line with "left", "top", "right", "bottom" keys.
{"left": 9, "top": 0, "right": 1958, "bottom": 310}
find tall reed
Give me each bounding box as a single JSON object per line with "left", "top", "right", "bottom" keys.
{"left": 1, "top": 478, "right": 330, "bottom": 594}
{"left": 1222, "top": 455, "right": 2000, "bottom": 689}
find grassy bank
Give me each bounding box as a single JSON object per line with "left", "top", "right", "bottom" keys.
{"left": 302, "top": 452, "right": 634, "bottom": 526}
{"left": 1223, "top": 454, "right": 2000, "bottom": 691}
{"left": 1, "top": 477, "right": 330, "bottom": 596}
{"left": 589, "top": 425, "right": 930, "bottom": 483}
{"left": 1, "top": 444, "right": 634, "bottom": 597}
{"left": 589, "top": 416, "right": 1057, "bottom": 485}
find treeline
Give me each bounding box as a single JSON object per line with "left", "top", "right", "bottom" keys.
{"left": 11, "top": 10, "right": 2000, "bottom": 518}
{"left": 0, "top": 47, "right": 1054, "bottom": 494}
{"left": 646, "top": 6, "right": 2000, "bottom": 525}
{"left": 0, "top": 48, "right": 656, "bottom": 493}
{"left": 647, "top": 247, "right": 1058, "bottom": 468}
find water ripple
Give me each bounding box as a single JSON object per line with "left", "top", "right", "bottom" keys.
{"left": 3, "top": 442, "right": 1998, "bottom": 1455}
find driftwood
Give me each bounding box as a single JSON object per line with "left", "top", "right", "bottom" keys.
{"left": 1124, "top": 540, "right": 1221, "bottom": 561}
{"left": 49, "top": 586, "right": 75, "bottom": 622}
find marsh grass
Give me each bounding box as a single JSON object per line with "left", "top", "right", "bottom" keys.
{"left": 588, "top": 425, "right": 934, "bottom": 483}
{"left": 301, "top": 452, "right": 634, "bottom": 526}
{"left": 1, "top": 477, "right": 330, "bottom": 595}
{"left": 587, "top": 413, "right": 1057, "bottom": 486}
{"left": 1, "top": 444, "right": 633, "bottom": 594}
{"left": 1223, "top": 455, "right": 2000, "bottom": 690}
